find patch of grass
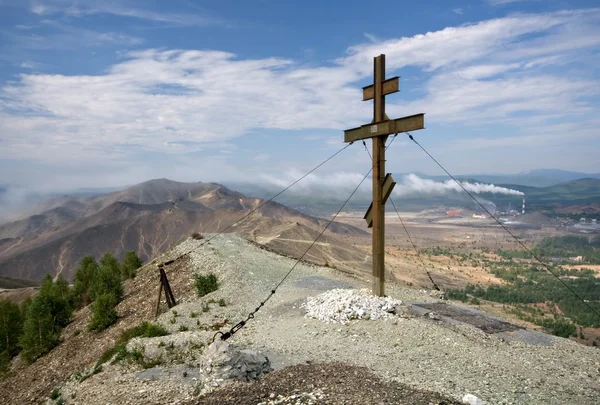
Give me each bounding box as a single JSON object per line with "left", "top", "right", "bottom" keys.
{"left": 73, "top": 329, "right": 81, "bottom": 336}
{"left": 49, "top": 388, "right": 60, "bottom": 400}
{"left": 115, "top": 345, "right": 164, "bottom": 369}
{"left": 194, "top": 273, "right": 219, "bottom": 297}
{"left": 120, "top": 322, "right": 169, "bottom": 342}
{"left": 190, "top": 342, "right": 204, "bottom": 351}
{"left": 202, "top": 302, "right": 210, "bottom": 312}
{"left": 171, "top": 310, "right": 178, "bottom": 316}
{"left": 96, "top": 322, "right": 169, "bottom": 367}
{"left": 75, "top": 364, "right": 103, "bottom": 383}
{"left": 218, "top": 298, "right": 227, "bottom": 307}
{"left": 190, "top": 311, "right": 198, "bottom": 318}
{"left": 178, "top": 325, "right": 189, "bottom": 332}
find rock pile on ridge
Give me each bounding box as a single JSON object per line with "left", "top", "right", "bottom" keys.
{"left": 302, "top": 288, "right": 402, "bottom": 324}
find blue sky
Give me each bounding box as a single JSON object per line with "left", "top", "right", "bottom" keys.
{"left": 0, "top": 0, "right": 599, "bottom": 191}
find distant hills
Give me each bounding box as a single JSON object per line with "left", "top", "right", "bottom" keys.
{"left": 1, "top": 171, "right": 598, "bottom": 283}
{"left": 229, "top": 176, "right": 600, "bottom": 216}
{"left": 0, "top": 179, "right": 369, "bottom": 282}
{"left": 491, "top": 178, "right": 600, "bottom": 213}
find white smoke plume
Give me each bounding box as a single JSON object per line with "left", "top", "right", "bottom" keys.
{"left": 259, "top": 172, "right": 524, "bottom": 198}
{"left": 394, "top": 174, "right": 524, "bottom": 196}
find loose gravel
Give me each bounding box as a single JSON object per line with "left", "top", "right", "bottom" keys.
{"left": 53, "top": 235, "right": 600, "bottom": 405}
{"left": 186, "top": 363, "right": 461, "bottom": 405}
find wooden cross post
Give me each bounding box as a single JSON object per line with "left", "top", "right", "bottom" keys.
{"left": 343, "top": 54, "right": 425, "bottom": 297}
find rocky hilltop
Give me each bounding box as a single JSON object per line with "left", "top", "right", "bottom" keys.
{"left": 1, "top": 235, "right": 599, "bottom": 404}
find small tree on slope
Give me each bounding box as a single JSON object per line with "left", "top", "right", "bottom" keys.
{"left": 121, "top": 251, "right": 143, "bottom": 280}
{"left": 19, "top": 296, "right": 59, "bottom": 363}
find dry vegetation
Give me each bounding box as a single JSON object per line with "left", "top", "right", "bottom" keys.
{"left": 335, "top": 211, "right": 600, "bottom": 344}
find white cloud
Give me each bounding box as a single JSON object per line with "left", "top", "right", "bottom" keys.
{"left": 27, "top": 0, "right": 223, "bottom": 26}
{"left": 1, "top": 8, "right": 599, "bottom": 181}
{"left": 253, "top": 153, "right": 270, "bottom": 163}
{"left": 30, "top": 2, "right": 47, "bottom": 15}
{"left": 3, "top": 19, "right": 143, "bottom": 50}
{"left": 453, "top": 8, "right": 464, "bottom": 15}
{"left": 487, "top": 0, "right": 536, "bottom": 5}
{"left": 364, "top": 33, "right": 378, "bottom": 43}
{"left": 260, "top": 170, "right": 369, "bottom": 194}
{"left": 456, "top": 63, "right": 520, "bottom": 79}
{"left": 19, "top": 61, "right": 37, "bottom": 69}
{"left": 397, "top": 72, "right": 599, "bottom": 125}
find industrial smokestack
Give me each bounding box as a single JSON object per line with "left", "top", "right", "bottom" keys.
{"left": 522, "top": 197, "right": 525, "bottom": 215}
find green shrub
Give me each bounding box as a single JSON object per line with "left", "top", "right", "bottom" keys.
{"left": 91, "top": 253, "right": 123, "bottom": 302}
{"left": 88, "top": 293, "right": 118, "bottom": 332}
{"left": 194, "top": 273, "right": 218, "bottom": 297}
{"left": 71, "top": 256, "right": 99, "bottom": 307}
{"left": 49, "top": 388, "right": 60, "bottom": 400}
{"left": 20, "top": 295, "right": 60, "bottom": 363}
{"left": 191, "top": 232, "right": 204, "bottom": 240}
{"left": 0, "top": 298, "right": 23, "bottom": 367}
{"left": 0, "top": 350, "right": 10, "bottom": 372}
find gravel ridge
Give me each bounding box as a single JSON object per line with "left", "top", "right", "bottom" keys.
{"left": 46, "top": 235, "right": 600, "bottom": 405}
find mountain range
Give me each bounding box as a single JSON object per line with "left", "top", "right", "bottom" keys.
{"left": 229, "top": 177, "right": 600, "bottom": 216}
{"left": 0, "top": 179, "right": 369, "bottom": 282}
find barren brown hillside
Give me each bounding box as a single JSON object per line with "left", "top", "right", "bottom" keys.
{"left": 0, "top": 179, "right": 368, "bottom": 281}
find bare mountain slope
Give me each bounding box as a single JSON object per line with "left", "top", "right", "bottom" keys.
{"left": 0, "top": 179, "right": 368, "bottom": 281}
{"left": 0, "top": 205, "right": 82, "bottom": 239}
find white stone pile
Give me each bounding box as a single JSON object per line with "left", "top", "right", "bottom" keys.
{"left": 302, "top": 288, "right": 402, "bottom": 324}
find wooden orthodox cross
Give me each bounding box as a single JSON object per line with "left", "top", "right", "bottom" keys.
{"left": 343, "top": 54, "right": 425, "bottom": 296}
